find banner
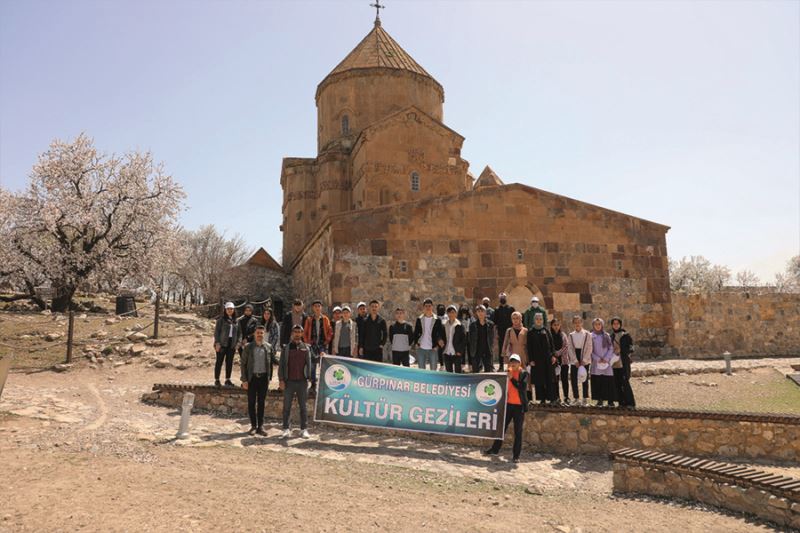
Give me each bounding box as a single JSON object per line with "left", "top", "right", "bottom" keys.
{"left": 314, "top": 356, "right": 508, "bottom": 440}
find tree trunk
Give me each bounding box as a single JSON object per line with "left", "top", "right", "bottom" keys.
{"left": 51, "top": 286, "right": 76, "bottom": 313}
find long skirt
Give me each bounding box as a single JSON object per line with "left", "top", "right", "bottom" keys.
{"left": 590, "top": 374, "right": 618, "bottom": 403}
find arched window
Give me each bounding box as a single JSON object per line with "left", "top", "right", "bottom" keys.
{"left": 341, "top": 115, "right": 350, "bottom": 135}
{"left": 410, "top": 172, "right": 420, "bottom": 192}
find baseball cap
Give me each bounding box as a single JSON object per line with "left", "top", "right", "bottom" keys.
{"left": 224, "top": 302, "right": 235, "bottom": 309}
{"left": 509, "top": 354, "right": 521, "bottom": 363}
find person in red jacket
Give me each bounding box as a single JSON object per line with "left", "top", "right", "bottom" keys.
{"left": 303, "top": 300, "right": 333, "bottom": 397}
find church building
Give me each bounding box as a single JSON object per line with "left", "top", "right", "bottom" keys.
{"left": 280, "top": 15, "right": 674, "bottom": 357}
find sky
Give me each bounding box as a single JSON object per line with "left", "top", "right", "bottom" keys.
{"left": 1, "top": 0, "right": 798, "bottom": 282}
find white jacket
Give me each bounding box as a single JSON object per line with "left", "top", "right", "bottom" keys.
{"left": 566, "top": 328, "right": 593, "bottom": 366}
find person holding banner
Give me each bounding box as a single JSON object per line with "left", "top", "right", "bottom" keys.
{"left": 359, "top": 300, "right": 388, "bottom": 362}
{"left": 279, "top": 325, "right": 313, "bottom": 439}
{"left": 332, "top": 306, "right": 358, "bottom": 357}
{"left": 240, "top": 325, "right": 278, "bottom": 436}
{"left": 413, "top": 298, "right": 444, "bottom": 370}
{"left": 442, "top": 305, "right": 467, "bottom": 373}
{"left": 483, "top": 354, "right": 528, "bottom": 463}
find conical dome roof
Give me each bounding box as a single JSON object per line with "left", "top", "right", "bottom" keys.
{"left": 318, "top": 21, "right": 441, "bottom": 93}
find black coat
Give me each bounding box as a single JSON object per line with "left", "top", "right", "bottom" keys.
{"left": 493, "top": 304, "right": 515, "bottom": 339}
{"left": 280, "top": 311, "right": 307, "bottom": 346}
{"left": 237, "top": 314, "right": 259, "bottom": 346}
{"left": 359, "top": 314, "right": 388, "bottom": 350}
{"left": 442, "top": 320, "right": 467, "bottom": 356}
{"left": 526, "top": 327, "right": 554, "bottom": 365}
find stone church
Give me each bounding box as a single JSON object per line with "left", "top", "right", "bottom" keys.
{"left": 279, "top": 17, "right": 673, "bottom": 357}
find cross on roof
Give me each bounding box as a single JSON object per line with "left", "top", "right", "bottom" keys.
{"left": 370, "top": 1, "right": 385, "bottom": 25}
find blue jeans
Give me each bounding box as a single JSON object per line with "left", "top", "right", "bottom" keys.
{"left": 416, "top": 348, "right": 438, "bottom": 370}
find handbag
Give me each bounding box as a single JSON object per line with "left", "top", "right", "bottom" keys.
{"left": 578, "top": 365, "right": 588, "bottom": 383}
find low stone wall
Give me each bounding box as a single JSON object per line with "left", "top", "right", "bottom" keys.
{"left": 611, "top": 448, "right": 800, "bottom": 528}
{"left": 144, "top": 384, "right": 800, "bottom": 462}
{"left": 672, "top": 291, "right": 800, "bottom": 358}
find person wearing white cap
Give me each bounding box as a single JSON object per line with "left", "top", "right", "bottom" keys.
{"left": 522, "top": 296, "right": 548, "bottom": 331}
{"left": 483, "top": 354, "right": 528, "bottom": 463}
{"left": 213, "top": 302, "right": 241, "bottom": 387}
{"left": 481, "top": 297, "right": 495, "bottom": 322}
{"left": 329, "top": 306, "right": 342, "bottom": 353}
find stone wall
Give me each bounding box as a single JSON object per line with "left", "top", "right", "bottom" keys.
{"left": 291, "top": 224, "right": 334, "bottom": 308}
{"left": 612, "top": 450, "right": 800, "bottom": 529}
{"left": 673, "top": 291, "right": 800, "bottom": 358}
{"left": 291, "top": 183, "right": 673, "bottom": 357}
{"left": 144, "top": 385, "right": 800, "bottom": 463}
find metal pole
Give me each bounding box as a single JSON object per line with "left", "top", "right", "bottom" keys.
{"left": 153, "top": 291, "right": 161, "bottom": 339}
{"left": 66, "top": 310, "right": 75, "bottom": 363}
{"left": 176, "top": 392, "right": 195, "bottom": 439}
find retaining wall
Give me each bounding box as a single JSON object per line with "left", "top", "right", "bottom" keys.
{"left": 144, "top": 384, "right": 800, "bottom": 463}
{"left": 611, "top": 448, "right": 800, "bottom": 528}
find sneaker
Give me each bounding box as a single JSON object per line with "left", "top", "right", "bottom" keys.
{"left": 581, "top": 398, "right": 588, "bottom": 406}
{"left": 214, "top": 380, "right": 221, "bottom": 388}
{"left": 300, "top": 429, "right": 310, "bottom": 439}
{"left": 248, "top": 427, "right": 257, "bottom": 436}
{"left": 224, "top": 380, "right": 234, "bottom": 388}
{"left": 482, "top": 448, "right": 499, "bottom": 456}
{"left": 256, "top": 427, "right": 267, "bottom": 436}
{"left": 280, "top": 429, "right": 291, "bottom": 439}
{"left": 512, "top": 457, "right": 520, "bottom": 464}
{"left": 308, "top": 387, "right": 316, "bottom": 398}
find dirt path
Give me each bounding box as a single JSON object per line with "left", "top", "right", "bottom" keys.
{"left": 0, "top": 361, "right": 786, "bottom": 532}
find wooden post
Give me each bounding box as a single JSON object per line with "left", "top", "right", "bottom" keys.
{"left": 153, "top": 292, "right": 161, "bottom": 339}
{"left": 66, "top": 310, "right": 75, "bottom": 363}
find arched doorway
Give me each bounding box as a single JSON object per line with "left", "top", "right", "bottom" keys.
{"left": 504, "top": 281, "right": 544, "bottom": 314}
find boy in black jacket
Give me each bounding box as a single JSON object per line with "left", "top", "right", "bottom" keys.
{"left": 389, "top": 308, "right": 413, "bottom": 367}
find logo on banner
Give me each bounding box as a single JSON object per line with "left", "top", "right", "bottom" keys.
{"left": 475, "top": 379, "right": 503, "bottom": 406}
{"left": 324, "top": 364, "right": 352, "bottom": 391}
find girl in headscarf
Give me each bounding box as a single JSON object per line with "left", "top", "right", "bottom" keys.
{"left": 550, "top": 318, "right": 570, "bottom": 405}
{"left": 526, "top": 312, "right": 555, "bottom": 405}
{"left": 610, "top": 317, "right": 636, "bottom": 408}
{"left": 590, "top": 318, "right": 618, "bottom": 407}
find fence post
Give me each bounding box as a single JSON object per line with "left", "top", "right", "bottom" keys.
{"left": 65, "top": 310, "right": 75, "bottom": 363}
{"left": 153, "top": 292, "right": 161, "bottom": 340}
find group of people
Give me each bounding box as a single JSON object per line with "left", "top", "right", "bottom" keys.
{"left": 212, "top": 293, "right": 637, "bottom": 451}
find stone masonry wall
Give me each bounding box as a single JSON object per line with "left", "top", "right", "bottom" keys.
{"left": 306, "top": 183, "right": 673, "bottom": 357}
{"left": 291, "top": 224, "right": 334, "bottom": 308}
{"left": 144, "top": 386, "right": 800, "bottom": 464}
{"left": 612, "top": 458, "right": 800, "bottom": 529}
{"left": 673, "top": 291, "right": 800, "bottom": 358}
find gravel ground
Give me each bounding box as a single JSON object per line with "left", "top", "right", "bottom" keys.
{"left": 0, "top": 310, "right": 797, "bottom": 532}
